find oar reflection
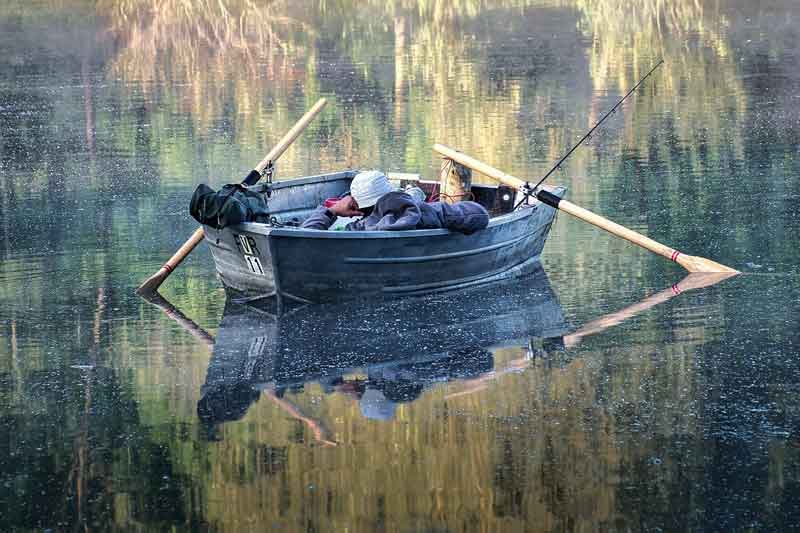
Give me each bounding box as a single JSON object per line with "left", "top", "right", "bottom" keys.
{"left": 446, "top": 271, "right": 736, "bottom": 399}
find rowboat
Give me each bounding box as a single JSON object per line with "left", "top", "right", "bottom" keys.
{"left": 198, "top": 263, "right": 568, "bottom": 426}
{"left": 202, "top": 170, "right": 565, "bottom": 303}
{"left": 145, "top": 80, "right": 736, "bottom": 299}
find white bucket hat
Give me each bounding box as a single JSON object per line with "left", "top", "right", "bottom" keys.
{"left": 350, "top": 170, "right": 393, "bottom": 208}
{"left": 359, "top": 388, "right": 396, "bottom": 421}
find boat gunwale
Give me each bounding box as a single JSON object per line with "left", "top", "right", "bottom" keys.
{"left": 223, "top": 185, "right": 566, "bottom": 240}
{"left": 256, "top": 169, "right": 357, "bottom": 192}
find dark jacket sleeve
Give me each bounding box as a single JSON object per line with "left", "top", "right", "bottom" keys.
{"left": 370, "top": 194, "right": 422, "bottom": 231}
{"left": 300, "top": 207, "right": 337, "bottom": 230}
{"left": 301, "top": 193, "right": 488, "bottom": 233}
{"left": 345, "top": 192, "right": 421, "bottom": 231}
{"left": 424, "top": 201, "right": 489, "bottom": 234}
{"left": 440, "top": 201, "right": 489, "bottom": 234}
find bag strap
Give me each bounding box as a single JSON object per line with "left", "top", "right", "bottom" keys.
{"left": 216, "top": 184, "right": 246, "bottom": 227}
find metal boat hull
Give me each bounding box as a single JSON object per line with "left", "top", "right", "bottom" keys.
{"left": 203, "top": 171, "right": 564, "bottom": 303}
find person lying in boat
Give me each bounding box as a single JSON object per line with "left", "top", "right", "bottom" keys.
{"left": 300, "top": 170, "right": 489, "bottom": 233}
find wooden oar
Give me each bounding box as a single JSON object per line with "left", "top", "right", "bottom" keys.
{"left": 137, "top": 98, "right": 328, "bottom": 294}
{"left": 433, "top": 143, "right": 739, "bottom": 274}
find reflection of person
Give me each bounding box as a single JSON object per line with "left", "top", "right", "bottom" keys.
{"left": 300, "top": 170, "right": 490, "bottom": 233}
{"left": 359, "top": 389, "right": 397, "bottom": 421}
{"left": 330, "top": 376, "right": 424, "bottom": 421}
{"left": 329, "top": 348, "right": 493, "bottom": 420}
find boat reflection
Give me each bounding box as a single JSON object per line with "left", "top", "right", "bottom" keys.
{"left": 142, "top": 268, "right": 735, "bottom": 441}
{"left": 196, "top": 264, "right": 567, "bottom": 438}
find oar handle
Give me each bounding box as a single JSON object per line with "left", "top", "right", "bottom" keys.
{"left": 255, "top": 98, "right": 327, "bottom": 174}
{"left": 432, "top": 143, "right": 739, "bottom": 274}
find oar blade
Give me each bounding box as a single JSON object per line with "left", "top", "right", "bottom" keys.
{"left": 137, "top": 268, "right": 170, "bottom": 294}
{"left": 676, "top": 254, "right": 740, "bottom": 274}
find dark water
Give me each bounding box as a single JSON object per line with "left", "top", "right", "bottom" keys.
{"left": 1, "top": 0, "right": 799, "bottom": 531}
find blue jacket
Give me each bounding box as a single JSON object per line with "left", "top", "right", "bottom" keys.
{"left": 300, "top": 191, "right": 489, "bottom": 234}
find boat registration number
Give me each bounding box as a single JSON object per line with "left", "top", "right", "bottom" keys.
{"left": 235, "top": 234, "right": 265, "bottom": 276}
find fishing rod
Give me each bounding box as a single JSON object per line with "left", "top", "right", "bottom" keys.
{"left": 520, "top": 59, "right": 664, "bottom": 204}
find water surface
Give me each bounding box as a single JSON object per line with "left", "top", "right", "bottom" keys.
{"left": 1, "top": 0, "right": 799, "bottom": 531}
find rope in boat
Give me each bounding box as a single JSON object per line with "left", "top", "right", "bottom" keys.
{"left": 431, "top": 158, "right": 476, "bottom": 202}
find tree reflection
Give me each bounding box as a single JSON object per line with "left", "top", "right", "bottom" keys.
{"left": 0, "top": 288, "right": 200, "bottom": 531}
